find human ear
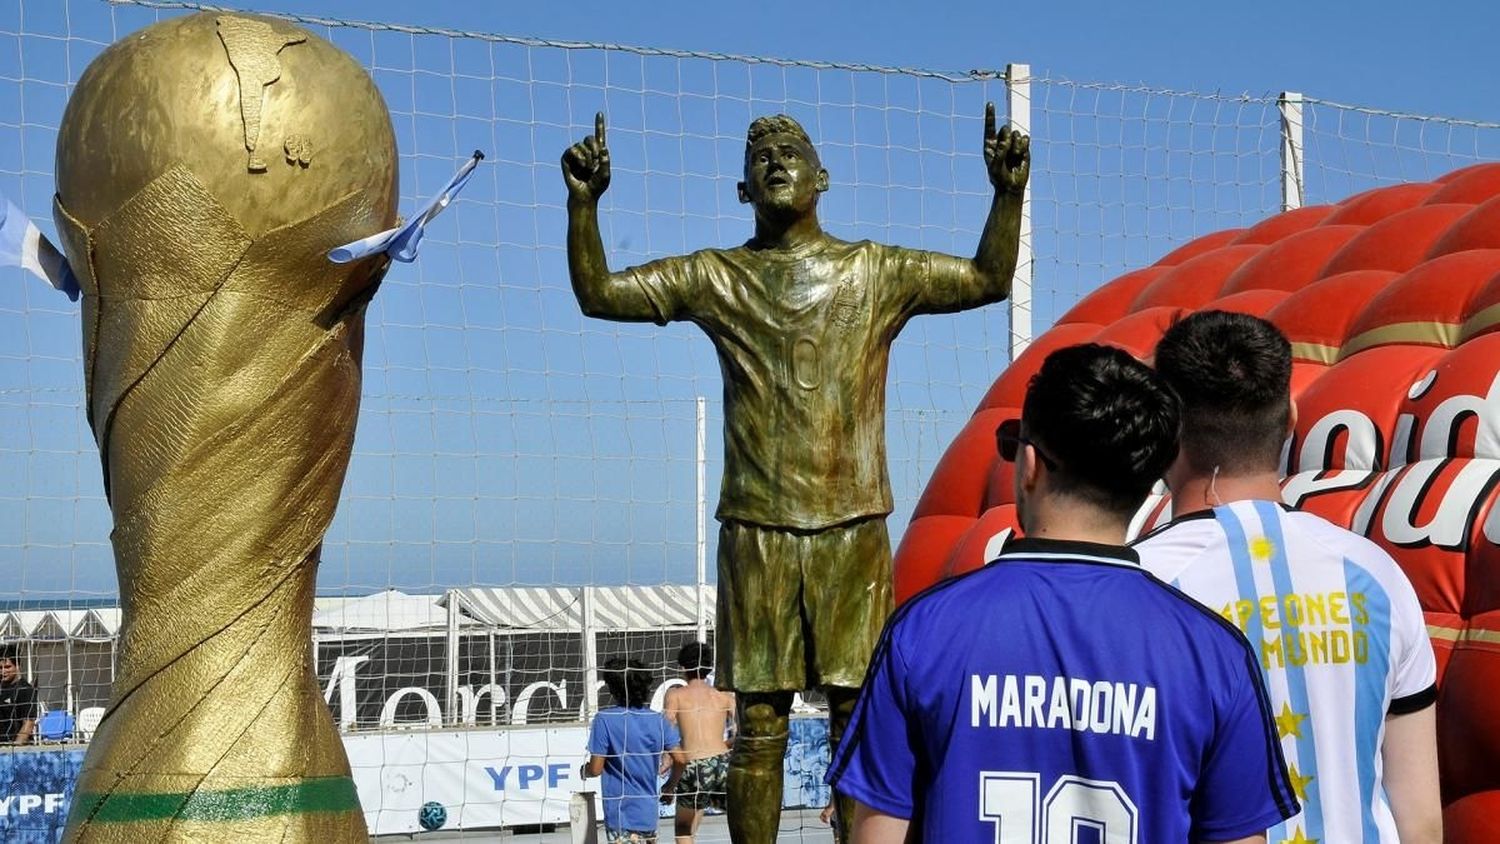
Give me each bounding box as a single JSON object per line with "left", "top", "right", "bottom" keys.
{"left": 1021, "top": 444, "right": 1042, "bottom": 492}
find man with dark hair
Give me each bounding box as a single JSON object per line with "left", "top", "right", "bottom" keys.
{"left": 0, "top": 645, "right": 37, "bottom": 746}
{"left": 663, "top": 642, "right": 735, "bottom": 844}
{"left": 1138, "top": 310, "right": 1442, "bottom": 844}
{"left": 564, "top": 104, "right": 1030, "bottom": 841}
{"left": 829, "top": 343, "right": 1298, "bottom": 843}
{"left": 1152, "top": 309, "right": 1295, "bottom": 477}
{"left": 582, "top": 658, "right": 685, "bottom": 843}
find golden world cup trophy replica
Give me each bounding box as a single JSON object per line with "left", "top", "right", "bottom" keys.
{"left": 53, "top": 12, "right": 397, "bottom": 841}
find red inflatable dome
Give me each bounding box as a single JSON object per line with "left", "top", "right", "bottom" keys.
{"left": 893, "top": 165, "right": 1500, "bottom": 836}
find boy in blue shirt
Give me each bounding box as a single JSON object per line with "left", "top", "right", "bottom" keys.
{"left": 828, "top": 344, "right": 1299, "bottom": 842}
{"left": 583, "top": 657, "right": 685, "bottom": 843}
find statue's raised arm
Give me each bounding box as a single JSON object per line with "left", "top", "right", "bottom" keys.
{"left": 974, "top": 101, "right": 1031, "bottom": 296}
{"left": 882, "top": 101, "right": 1031, "bottom": 317}
{"left": 563, "top": 112, "right": 662, "bottom": 321}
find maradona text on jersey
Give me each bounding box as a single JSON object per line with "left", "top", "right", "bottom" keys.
{"left": 970, "top": 673, "right": 1158, "bottom": 739}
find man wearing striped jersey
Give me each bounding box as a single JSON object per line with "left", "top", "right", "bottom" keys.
{"left": 829, "top": 344, "right": 1298, "bottom": 843}
{"left": 1136, "top": 311, "right": 1441, "bottom": 844}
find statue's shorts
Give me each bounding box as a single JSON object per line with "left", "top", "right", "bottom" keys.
{"left": 715, "top": 517, "right": 893, "bottom": 693}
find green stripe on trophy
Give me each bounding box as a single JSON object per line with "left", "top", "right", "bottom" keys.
{"left": 72, "top": 776, "right": 360, "bottom": 823}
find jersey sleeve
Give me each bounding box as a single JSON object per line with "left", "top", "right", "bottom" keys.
{"left": 1386, "top": 568, "right": 1438, "bottom": 711}
{"left": 1190, "top": 643, "right": 1301, "bottom": 841}
{"left": 586, "top": 716, "right": 610, "bottom": 756}
{"left": 614, "top": 253, "right": 702, "bottom": 325}
{"left": 824, "top": 621, "right": 918, "bottom": 819}
{"left": 880, "top": 244, "right": 1005, "bottom": 319}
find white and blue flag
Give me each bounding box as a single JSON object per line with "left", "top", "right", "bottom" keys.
{"left": 0, "top": 196, "right": 79, "bottom": 301}
{"left": 329, "top": 150, "right": 485, "bottom": 265}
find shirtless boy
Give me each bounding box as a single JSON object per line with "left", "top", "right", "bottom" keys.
{"left": 663, "top": 642, "right": 736, "bottom": 844}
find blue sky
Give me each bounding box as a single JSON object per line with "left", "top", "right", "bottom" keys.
{"left": 1, "top": 0, "right": 1496, "bottom": 602}
{"left": 203, "top": 0, "right": 1500, "bottom": 124}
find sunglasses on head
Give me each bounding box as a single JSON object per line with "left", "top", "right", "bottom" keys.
{"left": 996, "top": 418, "right": 1058, "bottom": 470}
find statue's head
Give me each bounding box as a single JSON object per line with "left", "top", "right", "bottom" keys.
{"left": 53, "top": 12, "right": 399, "bottom": 314}
{"left": 743, "top": 115, "right": 816, "bottom": 161}
{"left": 737, "top": 114, "right": 829, "bottom": 219}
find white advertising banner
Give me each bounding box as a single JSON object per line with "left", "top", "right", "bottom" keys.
{"left": 344, "top": 726, "right": 593, "bottom": 835}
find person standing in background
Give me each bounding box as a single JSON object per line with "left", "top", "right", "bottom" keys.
{"left": 582, "top": 657, "right": 686, "bottom": 843}
{"left": 1137, "top": 311, "right": 1442, "bottom": 844}
{"left": 0, "top": 646, "right": 38, "bottom": 746}
{"left": 664, "top": 642, "right": 736, "bottom": 843}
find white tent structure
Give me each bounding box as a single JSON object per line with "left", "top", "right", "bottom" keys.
{"left": 0, "top": 608, "right": 123, "bottom": 640}
{"left": 447, "top": 585, "right": 715, "bottom": 631}
{"left": 437, "top": 585, "right": 717, "bottom": 723}
{"left": 4, "top": 584, "right": 719, "bottom": 734}
{"left": 0, "top": 607, "right": 122, "bottom": 721}
{"left": 312, "top": 589, "right": 455, "bottom": 632}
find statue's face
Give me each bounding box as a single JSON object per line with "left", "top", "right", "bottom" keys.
{"left": 739, "top": 133, "right": 828, "bottom": 217}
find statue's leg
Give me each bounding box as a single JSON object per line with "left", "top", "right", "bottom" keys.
{"left": 715, "top": 521, "right": 807, "bottom": 843}
{"left": 822, "top": 686, "right": 861, "bottom": 844}
{"left": 804, "top": 518, "right": 894, "bottom": 844}
{"left": 727, "top": 691, "right": 793, "bottom": 844}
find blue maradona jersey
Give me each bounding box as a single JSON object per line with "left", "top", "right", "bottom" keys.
{"left": 828, "top": 537, "right": 1298, "bottom": 842}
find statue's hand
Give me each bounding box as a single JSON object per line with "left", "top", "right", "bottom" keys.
{"left": 983, "top": 102, "right": 1031, "bottom": 197}
{"left": 562, "top": 111, "right": 612, "bottom": 202}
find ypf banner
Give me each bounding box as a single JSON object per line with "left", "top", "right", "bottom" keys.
{"left": 343, "top": 718, "right": 835, "bottom": 835}
{"left": 0, "top": 748, "right": 84, "bottom": 843}
{"left": 344, "top": 727, "right": 592, "bottom": 835}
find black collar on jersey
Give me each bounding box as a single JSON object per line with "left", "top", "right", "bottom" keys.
{"left": 995, "top": 536, "right": 1140, "bottom": 566}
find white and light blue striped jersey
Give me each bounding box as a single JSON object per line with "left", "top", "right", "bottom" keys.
{"left": 1134, "top": 499, "right": 1437, "bottom": 844}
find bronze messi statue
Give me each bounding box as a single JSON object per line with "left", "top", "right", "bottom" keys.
{"left": 563, "top": 106, "right": 1029, "bottom": 842}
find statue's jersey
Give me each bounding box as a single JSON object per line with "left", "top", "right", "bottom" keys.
{"left": 619, "top": 236, "right": 994, "bottom": 529}
{"left": 828, "top": 538, "right": 1298, "bottom": 842}
{"left": 1134, "top": 500, "right": 1438, "bottom": 844}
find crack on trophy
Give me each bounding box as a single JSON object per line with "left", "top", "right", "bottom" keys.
{"left": 215, "top": 16, "right": 306, "bottom": 173}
